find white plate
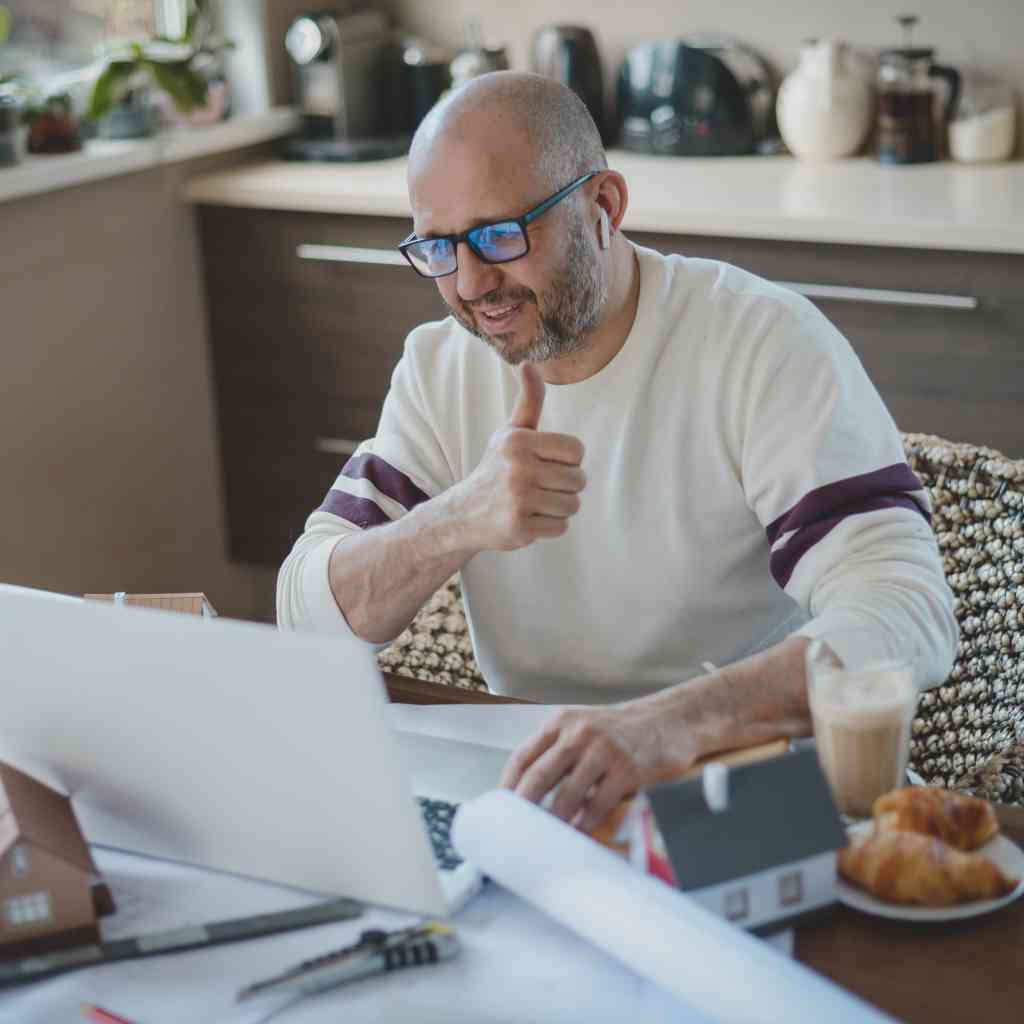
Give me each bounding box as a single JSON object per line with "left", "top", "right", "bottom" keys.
{"left": 836, "top": 820, "right": 1024, "bottom": 921}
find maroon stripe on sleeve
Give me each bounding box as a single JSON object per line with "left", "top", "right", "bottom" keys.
{"left": 318, "top": 489, "right": 391, "bottom": 529}
{"left": 766, "top": 463, "right": 926, "bottom": 547}
{"left": 341, "top": 453, "right": 430, "bottom": 511}
{"left": 769, "top": 494, "right": 928, "bottom": 590}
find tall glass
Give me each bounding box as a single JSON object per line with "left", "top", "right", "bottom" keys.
{"left": 805, "top": 630, "right": 918, "bottom": 819}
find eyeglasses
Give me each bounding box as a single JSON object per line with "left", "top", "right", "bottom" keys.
{"left": 398, "top": 171, "right": 601, "bottom": 279}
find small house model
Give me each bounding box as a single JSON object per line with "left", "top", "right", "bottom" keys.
{"left": 0, "top": 762, "right": 114, "bottom": 957}
{"left": 643, "top": 748, "right": 847, "bottom": 932}
{"left": 84, "top": 592, "right": 218, "bottom": 617}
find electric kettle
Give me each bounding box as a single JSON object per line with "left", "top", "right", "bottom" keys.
{"left": 531, "top": 25, "right": 607, "bottom": 143}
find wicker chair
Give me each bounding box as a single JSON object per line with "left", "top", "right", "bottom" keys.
{"left": 378, "top": 432, "right": 1024, "bottom": 804}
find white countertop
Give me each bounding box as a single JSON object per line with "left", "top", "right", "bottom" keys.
{"left": 183, "top": 150, "right": 1024, "bottom": 255}
{"left": 0, "top": 107, "right": 299, "bottom": 205}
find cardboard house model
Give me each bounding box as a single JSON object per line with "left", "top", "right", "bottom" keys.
{"left": 84, "top": 592, "right": 217, "bottom": 617}
{"left": 644, "top": 747, "right": 847, "bottom": 933}
{"left": 0, "top": 762, "right": 114, "bottom": 957}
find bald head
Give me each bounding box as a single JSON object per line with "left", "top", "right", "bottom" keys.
{"left": 409, "top": 72, "right": 606, "bottom": 195}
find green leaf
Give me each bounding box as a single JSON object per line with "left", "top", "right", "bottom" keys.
{"left": 88, "top": 61, "right": 136, "bottom": 120}
{"left": 144, "top": 59, "right": 208, "bottom": 113}
{"left": 0, "top": 5, "right": 11, "bottom": 45}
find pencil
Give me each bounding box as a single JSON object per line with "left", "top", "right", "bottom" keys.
{"left": 81, "top": 1004, "right": 139, "bottom": 1024}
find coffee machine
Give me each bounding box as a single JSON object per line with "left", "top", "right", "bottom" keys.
{"left": 280, "top": 7, "right": 410, "bottom": 161}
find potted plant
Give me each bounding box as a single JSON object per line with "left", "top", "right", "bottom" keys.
{"left": 87, "top": 0, "right": 233, "bottom": 139}
{"left": 24, "top": 91, "right": 82, "bottom": 154}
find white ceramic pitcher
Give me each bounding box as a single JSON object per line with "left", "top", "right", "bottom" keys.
{"left": 777, "top": 39, "right": 873, "bottom": 161}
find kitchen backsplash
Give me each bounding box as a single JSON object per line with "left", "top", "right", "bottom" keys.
{"left": 379, "top": 0, "right": 1023, "bottom": 157}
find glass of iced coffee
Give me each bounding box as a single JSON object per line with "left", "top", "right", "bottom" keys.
{"left": 805, "top": 630, "right": 919, "bottom": 819}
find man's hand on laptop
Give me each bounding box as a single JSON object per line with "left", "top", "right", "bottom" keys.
{"left": 445, "top": 363, "right": 586, "bottom": 552}
{"left": 499, "top": 702, "right": 701, "bottom": 834}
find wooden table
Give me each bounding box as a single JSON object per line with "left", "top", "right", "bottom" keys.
{"left": 796, "top": 804, "right": 1024, "bottom": 1023}
{"left": 385, "top": 674, "right": 1022, "bottom": 1021}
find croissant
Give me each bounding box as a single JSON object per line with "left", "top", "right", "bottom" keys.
{"left": 838, "top": 829, "right": 1017, "bottom": 906}
{"left": 873, "top": 786, "right": 999, "bottom": 851}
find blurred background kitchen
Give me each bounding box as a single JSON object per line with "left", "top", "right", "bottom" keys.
{"left": 1, "top": 0, "right": 1021, "bottom": 623}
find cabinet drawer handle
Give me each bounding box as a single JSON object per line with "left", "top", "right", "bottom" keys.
{"left": 314, "top": 437, "right": 363, "bottom": 456}
{"left": 297, "top": 244, "right": 407, "bottom": 267}
{"left": 774, "top": 281, "right": 978, "bottom": 310}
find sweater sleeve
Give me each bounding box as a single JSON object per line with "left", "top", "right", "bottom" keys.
{"left": 276, "top": 339, "right": 456, "bottom": 634}
{"left": 736, "top": 296, "right": 957, "bottom": 690}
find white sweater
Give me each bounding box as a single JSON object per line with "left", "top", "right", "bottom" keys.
{"left": 277, "top": 245, "right": 957, "bottom": 703}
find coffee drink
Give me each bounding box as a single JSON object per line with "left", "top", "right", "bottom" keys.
{"left": 808, "top": 660, "right": 916, "bottom": 818}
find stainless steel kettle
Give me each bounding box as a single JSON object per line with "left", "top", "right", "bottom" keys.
{"left": 531, "top": 25, "right": 607, "bottom": 142}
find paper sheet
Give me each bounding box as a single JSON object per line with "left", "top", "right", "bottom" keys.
{"left": 388, "top": 703, "right": 563, "bottom": 751}
{"left": 453, "top": 791, "right": 896, "bottom": 1024}
{"left": 2, "top": 848, "right": 713, "bottom": 1024}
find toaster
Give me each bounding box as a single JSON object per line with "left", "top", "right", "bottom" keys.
{"left": 617, "top": 35, "right": 779, "bottom": 156}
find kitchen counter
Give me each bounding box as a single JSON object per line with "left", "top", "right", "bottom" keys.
{"left": 1, "top": 108, "right": 298, "bottom": 205}
{"left": 183, "top": 150, "right": 1024, "bottom": 255}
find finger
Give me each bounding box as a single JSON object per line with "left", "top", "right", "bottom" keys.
{"left": 500, "top": 727, "right": 560, "bottom": 789}
{"left": 528, "top": 490, "right": 579, "bottom": 519}
{"left": 526, "top": 515, "right": 570, "bottom": 540}
{"left": 530, "top": 432, "right": 585, "bottom": 466}
{"left": 515, "top": 738, "right": 581, "bottom": 805}
{"left": 535, "top": 464, "right": 586, "bottom": 494}
{"left": 574, "top": 771, "right": 634, "bottom": 834}
{"left": 508, "top": 362, "right": 545, "bottom": 430}
{"left": 549, "top": 744, "right": 612, "bottom": 823}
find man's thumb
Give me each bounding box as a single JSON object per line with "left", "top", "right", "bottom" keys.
{"left": 508, "top": 363, "right": 545, "bottom": 430}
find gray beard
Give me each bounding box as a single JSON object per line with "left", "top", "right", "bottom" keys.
{"left": 445, "top": 215, "right": 609, "bottom": 366}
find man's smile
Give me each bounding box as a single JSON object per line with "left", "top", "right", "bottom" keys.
{"left": 476, "top": 302, "right": 525, "bottom": 330}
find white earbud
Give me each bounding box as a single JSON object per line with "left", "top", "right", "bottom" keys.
{"left": 599, "top": 209, "right": 610, "bottom": 250}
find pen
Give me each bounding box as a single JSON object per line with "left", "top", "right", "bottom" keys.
{"left": 81, "top": 1005, "right": 139, "bottom": 1024}
{"left": 237, "top": 922, "right": 459, "bottom": 1002}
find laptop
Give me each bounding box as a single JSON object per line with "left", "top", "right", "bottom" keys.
{"left": 0, "top": 585, "right": 502, "bottom": 916}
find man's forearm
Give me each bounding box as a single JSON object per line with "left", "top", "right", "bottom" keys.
{"left": 630, "top": 635, "right": 813, "bottom": 763}
{"left": 328, "top": 488, "right": 480, "bottom": 644}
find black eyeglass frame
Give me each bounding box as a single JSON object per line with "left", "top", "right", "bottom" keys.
{"left": 398, "top": 170, "right": 602, "bottom": 279}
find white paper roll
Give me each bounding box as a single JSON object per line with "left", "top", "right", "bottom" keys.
{"left": 453, "top": 790, "right": 893, "bottom": 1024}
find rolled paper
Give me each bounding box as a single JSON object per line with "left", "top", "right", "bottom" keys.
{"left": 453, "top": 790, "right": 894, "bottom": 1024}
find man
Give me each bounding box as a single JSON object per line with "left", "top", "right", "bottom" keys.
{"left": 278, "top": 73, "right": 956, "bottom": 832}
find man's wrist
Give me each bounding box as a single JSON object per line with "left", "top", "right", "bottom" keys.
{"left": 416, "top": 484, "right": 486, "bottom": 561}
{"left": 632, "top": 636, "right": 813, "bottom": 763}
{"left": 667, "top": 674, "right": 737, "bottom": 761}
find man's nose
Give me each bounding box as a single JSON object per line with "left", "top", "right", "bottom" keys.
{"left": 454, "top": 242, "right": 502, "bottom": 302}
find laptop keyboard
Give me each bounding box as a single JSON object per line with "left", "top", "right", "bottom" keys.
{"left": 417, "top": 796, "right": 463, "bottom": 871}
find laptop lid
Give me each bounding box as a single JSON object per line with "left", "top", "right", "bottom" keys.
{"left": 0, "top": 587, "right": 450, "bottom": 917}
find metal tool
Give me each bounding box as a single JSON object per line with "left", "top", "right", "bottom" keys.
{"left": 237, "top": 921, "right": 459, "bottom": 1002}
{"left": 0, "top": 897, "right": 364, "bottom": 988}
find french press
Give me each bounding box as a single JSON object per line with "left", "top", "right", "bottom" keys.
{"left": 876, "top": 15, "right": 960, "bottom": 164}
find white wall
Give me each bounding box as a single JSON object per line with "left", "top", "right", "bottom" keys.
{"left": 0, "top": 146, "right": 279, "bottom": 622}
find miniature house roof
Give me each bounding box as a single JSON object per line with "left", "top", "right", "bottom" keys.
{"left": 0, "top": 762, "right": 99, "bottom": 878}
{"left": 645, "top": 747, "right": 847, "bottom": 891}
{"left": 84, "top": 592, "right": 217, "bottom": 617}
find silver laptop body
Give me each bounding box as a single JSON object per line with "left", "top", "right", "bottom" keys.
{"left": 0, "top": 586, "right": 493, "bottom": 916}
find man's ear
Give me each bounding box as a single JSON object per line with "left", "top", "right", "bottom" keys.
{"left": 594, "top": 170, "right": 629, "bottom": 240}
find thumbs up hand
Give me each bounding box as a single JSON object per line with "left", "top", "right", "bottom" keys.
{"left": 447, "top": 363, "right": 586, "bottom": 553}
{"left": 508, "top": 362, "right": 546, "bottom": 430}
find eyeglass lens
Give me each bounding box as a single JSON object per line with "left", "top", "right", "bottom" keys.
{"left": 405, "top": 220, "right": 528, "bottom": 277}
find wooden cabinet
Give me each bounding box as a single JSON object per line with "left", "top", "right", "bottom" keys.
{"left": 197, "top": 206, "right": 1024, "bottom": 567}
{"left": 631, "top": 233, "right": 1024, "bottom": 461}
{"left": 197, "top": 207, "right": 439, "bottom": 566}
